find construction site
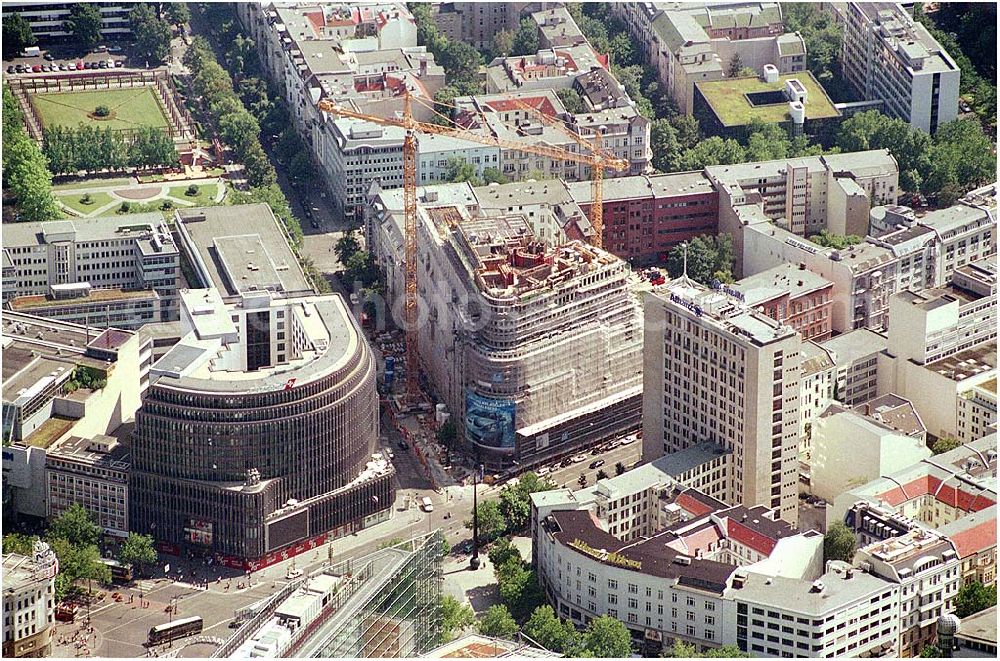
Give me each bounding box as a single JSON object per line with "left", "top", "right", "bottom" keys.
{"left": 370, "top": 196, "right": 644, "bottom": 471}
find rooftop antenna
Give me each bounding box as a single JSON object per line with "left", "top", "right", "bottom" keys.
{"left": 682, "top": 242, "right": 689, "bottom": 279}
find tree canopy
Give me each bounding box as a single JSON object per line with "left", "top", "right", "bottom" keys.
{"left": 809, "top": 230, "right": 863, "bottom": 250}
{"left": 665, "top": 234, "right": 735, "bottom": 285}
{"left": 64, "top": 4, "right": 103, "bottom": 50}
{"left": 479, "top": 604, "right": 520, "bottom": 639}
{"left": 498, "top": 472, "right": 556, "bottom": 533}
{"left": 2, "top": 13, "right": 36, "bottom": 59}
{"left": 48, "top": 503, "right": 102, "bottom": 548}
{"left": 130, "top": 4, "right": 172, "bottom": 63}
{"left": 465, "top": 499, "right": 507, "bottom": 544}
{"left": 117, "top": 533, "right": 157, "bottom": 577}
{"left": 511, "top": 18, "right": 540, "bottom": 56}
{"left": 3, "top": 85, "right": 59, "bottom": 222}
{"left": 836, "top": 111, "right": 995, "bottom": 203}
{"left": 932, "top": 435, "right": 962, "bottom": 455}
{"left": 584, "top": 616, "right": 632, "bottom": 658}
{"left": 823, "top": 521, "right": 857, "bottom": 563}
{"left": 954, "top": 581, "right": 997, "bottom": 618}
{"left": 440, "top": 595, "right": 476, "bottom": 643}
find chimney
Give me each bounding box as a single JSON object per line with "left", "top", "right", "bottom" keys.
{"left": 419, "top": 57, "right": 427, "bottom": 77}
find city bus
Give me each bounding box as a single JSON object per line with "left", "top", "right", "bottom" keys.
{"left": 147, "top": 616, "right": 203, "bottom": 646}
{"left": 101, "top": 558, "right": 133, "bottom": 583}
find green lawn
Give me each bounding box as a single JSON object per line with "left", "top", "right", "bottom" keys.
{"left": 31, "top": 87, "right": 169, "bottom": 131}
{"left": 166, "top": 183, "right": 220, "bottom": 206}
{"left": 696, "top": 71, "right": 840, "bottom": 127}
{"left": 58, "top": 191, "right": 115, "bottom": 214}
{"left": 52, "top": 177, "right": 133, "bottom": 191}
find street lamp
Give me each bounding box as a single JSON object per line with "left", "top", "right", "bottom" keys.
{"left": 469, "top": 463, "right": 483, "bottom": 570}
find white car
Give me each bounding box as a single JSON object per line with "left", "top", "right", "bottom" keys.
{"left": 620, "top": 436, "right": 636, "bottom": 446}
{"left": 421, "top": 496, "right": 434, "bottom": 512}
{"left": 571, "top": 454, "right": 587, "bottom": 463}
{"left": 537, "top": 466, "right": 551, "bottom": 476}
{"left": 286, "top": 568, "right": 303, "bottom": 579}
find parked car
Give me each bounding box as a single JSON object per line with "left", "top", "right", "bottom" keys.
{"left": 106, "top": 59, "right": 115, "bottom": 68}
{"left": 310, "top": 221, "right": 319, "bottom": 229}
{"left": 114, "top": 60, "right": 124, "bottom": 68}
{"left": 397, "top": 440, "right": 409, "bottom": 450}
{"left": 32, "top": 64, "right": 41, "bottom": 73}
{"left": 43, "top": 52, "right": 54, "bottom": 61}
{"left": 6, "top": 66, "right": 14, "bottom": 74}
{"left": 98, "top": 61, "right": 108, "bottom": 69}
{"left": 620, "top": 436, "right": 636, "bottom": 446}
{"left": 571, "top": 454, "right": 587, "bottom": 464}
{"left": 589, "top": 459, "right": 606, "bottom": 470}
{"left": 590, "top": 446, "right": 603, "bottom": 456}
{"left": 537, "top": 466, "right": 551, "bottom": 476}
{"left": 560, "top": 458, "right": 573, "bottom": 468}
{"left": 108, "top": 45, "right": 123, "bottom": 53}
{"left": 75, "top": 61, "right": 84, "bottom": 70}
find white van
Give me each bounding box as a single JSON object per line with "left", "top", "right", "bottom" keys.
{"left": 421, "top": 496, "right": 434, "bottom": 512}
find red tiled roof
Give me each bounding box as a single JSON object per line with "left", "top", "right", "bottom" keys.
{"left": 485, "top": 97, "right": 558, "bottom": 117}
{"left": 304, "top": 10, "right": 326, "bottom": 34}
{"left": 948, "top": 518, "right": 997, "bottom": 558}
{"left": 726, "top": 518, "right": 778, "bottom": 556}
{"left": 676, "top": 492, "right": 716, "bottom": 518}
{"left": 878, "top": 474, "right": 995, "bottom": 511}
{"left": 877, "top": 475, "right": 935, "bottom": 507}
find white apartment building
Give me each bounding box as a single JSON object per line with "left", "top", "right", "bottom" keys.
{"left": 870, "top": 185, "right": 998, "bottom": 291}
{"left": 798, "top": 342, "right": 836, "bottom": 457}
{"left": 1, "top": 2, "right": 133, "bottom": 42}
{"left": 463, "top": 98, "right": 652, "bottom": 180}
{"left": 485, "top": 43, "right": 607, "bottom": 94}
{"left": 2, "top": 541, "right": 57, "bottom": 658}
{"left": 531, "top": 480, "right": 808, "bottom": 654}
{"left": 318, "top": 118, "right": 406, "bottom": 222}
{"left": 810, "top": 404, "right": 932, "bottom": 502}
{"left": 417, "top": 134, "right": 501, "bottom": 185}
{"left": 709, "top": 149, "right": 899, "bottom": 273}
{"left": 876, "top": 268, "right": 997, "bottom": 439}
{"left": 957, "top": 379, "right": 997, "bottom": 444}
{"left": 728, "top": 563, "right": 902, "bottom": 658}
{"left": 2, "top": 214, "right": 180, "bottom": 323}
{"left": 643, "top": 278, "right": 801, "bottom": 526}
{"left": 819, "top": 329, "right": 888, "bottom": 405}
{"left": 2, "top": 313, "right": 151, "bottom": 522}
{"left": 839, "top": 1, "right": 960, "bottom": 133}
{"left": 46, "top": 432, "right": 131, "bottom": 539}
{"left": 855, "top": 529, "right": 963, "bottom": 656}
{"left": 743, "top": 222, "right": 900, "bottom": 332}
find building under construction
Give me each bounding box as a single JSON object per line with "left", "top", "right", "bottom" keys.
{"left": 369, "top": 186, "right": 643, "bottom": 470}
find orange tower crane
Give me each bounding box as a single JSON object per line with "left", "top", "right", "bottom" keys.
{"left": 317, "top": 95, "right": 628, "bottom": 403}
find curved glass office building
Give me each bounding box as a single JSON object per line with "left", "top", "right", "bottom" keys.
{"left": 130, "top": 288, "right": 393, "bottom": 564}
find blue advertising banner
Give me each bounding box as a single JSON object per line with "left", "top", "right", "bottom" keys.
{"left": 465, "top": 390, "right": 516, "bottom": 449}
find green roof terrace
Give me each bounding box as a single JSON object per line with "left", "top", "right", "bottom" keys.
{"left": 695, "top": 71, "right": 840, "bottom": 128}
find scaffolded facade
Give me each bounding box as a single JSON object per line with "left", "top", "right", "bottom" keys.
{"left": 415, "top": 204, "right": 644, "bottom": 469}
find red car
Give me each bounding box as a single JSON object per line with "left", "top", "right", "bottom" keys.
{"left": 32, "top": 64, "right": 41, "bottom": 73}
{"left": 76, "top": 61, "right": 84, "bottom": 70}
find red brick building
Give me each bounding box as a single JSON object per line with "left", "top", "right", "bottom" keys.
{"left": 567, "top": 172, "right": 719, "bottom": 266}
{"left": 731, "top": 263, "right": 835, "bottom": 341}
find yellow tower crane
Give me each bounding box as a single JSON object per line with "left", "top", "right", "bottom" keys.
{"left": 317, "top": 94, "right": 627, "bottom": 404}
